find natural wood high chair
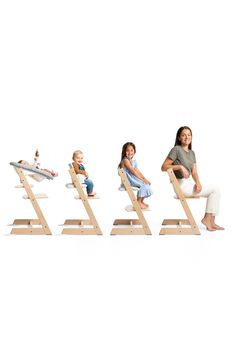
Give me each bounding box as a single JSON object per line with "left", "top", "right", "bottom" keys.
{"left": 110, "top": 168, "right": 152, "bottom": 235}
{"left": 159, "top": 168, "right": 201, "bottom": 235}
{"left": 10, "top": 162, "right": 53, "bottom": 235}
{"left": 61, "top": 164, "right": 102, "bottom": 235}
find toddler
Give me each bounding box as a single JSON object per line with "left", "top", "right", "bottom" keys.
{"left": 72, "top": 150, "right": 96, "bottom": 196}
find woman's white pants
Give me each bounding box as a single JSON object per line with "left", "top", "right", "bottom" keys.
{"left": 177, "top": 178, "right": 220, "bottom": 215}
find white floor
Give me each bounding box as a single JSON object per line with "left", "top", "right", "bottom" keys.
{"left": 0, "top": 194, "right": 233, "bottom": 361}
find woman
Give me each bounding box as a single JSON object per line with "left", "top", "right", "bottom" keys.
{"left": 161, "top": 126, "right": 224, "bottom": 231}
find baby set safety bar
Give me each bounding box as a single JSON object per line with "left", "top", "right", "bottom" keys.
{"left": 159, "top": 168, "right": 201, "bottom": 235}
{"left": 110, "top": 168, "right": 152, "bottom": 235}
{"left": 10, "top": 162, "right": 53, "bottom": 235}
{"left": 61, "top": 164, "right": 102, "bottom": 235}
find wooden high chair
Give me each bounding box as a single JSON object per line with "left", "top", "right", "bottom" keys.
{"left": 159, "top": 168, "right": 201, "bottom": 235}
{"left": 111, "top": 168, "right": 152, "bottom": 235}
{"left": 10, "top": 162, "right": 53, "bottom": 235}
{"left": 62, "top": 164, "right": 102, "bottom": 235}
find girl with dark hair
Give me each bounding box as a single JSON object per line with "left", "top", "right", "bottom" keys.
{"left": 161, "top": 126, "right": 224, "bottom": 231}
{"left": 119, "top": 142, "right": 153, "bottom": 209}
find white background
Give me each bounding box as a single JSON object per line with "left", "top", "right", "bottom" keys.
{"left": 0, "top": 1, "right": 234, "bottom": 360}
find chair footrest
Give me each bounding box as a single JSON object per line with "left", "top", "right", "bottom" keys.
{"left": 23, "top": 193, "right": 48, "bottom": 199}
{"left": 74, "top": 194, "right": 99, "bottom": 199}
{"left": 66, "top": 183, "right": 87, "bottom": 189}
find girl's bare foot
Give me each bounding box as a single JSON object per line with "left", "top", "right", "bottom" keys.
{"left": 201, "top": 218, "right": 216, "bottom": 231}
{"left": 137, "top": 201, "right": 147, "bottom": 209}
{"left": 142, "top": 201, "right": 149, "bottom": 207}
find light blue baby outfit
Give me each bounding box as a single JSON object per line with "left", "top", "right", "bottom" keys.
{"left": 122, "top": 158, "right": 153, "bottom": 198}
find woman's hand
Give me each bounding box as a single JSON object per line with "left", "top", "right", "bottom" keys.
{"left": 181, "top": 165, "right": 190, "bottom": 178}
{"left": 193, "top": 183, "right": 202, "bottom": 193}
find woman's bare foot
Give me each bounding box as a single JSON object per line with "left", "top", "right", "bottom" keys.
{"left": 88, "top": 192, "right": 96, "bottom": 197}
{"left": 212, "top": 224, "right": 225, "bottom": 230}
{"left": 201, "top": 218, "right": 216, "bottom": 231}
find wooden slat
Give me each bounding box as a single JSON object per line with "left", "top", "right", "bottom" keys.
{"left": 159, "top": 227, "right": 200, "bottom": 235}
{"left": 13, "top": 219, "right": 41, "bottom": 225}
{"left": 62, "top": 228, "right": 101, "bottom": 235}
{"left": 63, "top": 219, "right": 92, "bottom": 225}
{"left": 11, "top": 228, "right": 48, "bottom": 235}
{"left": 161, "top": 219, "right": 191, "bottom": 225}
{"left": 113, "top": 219, "right": 142, "bottom": 225}
{"left": 111, "top": 228, "right": 147, "bottom": 235}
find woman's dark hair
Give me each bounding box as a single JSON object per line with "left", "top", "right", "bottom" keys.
{"left": 118, "top": 142, "right": 136, "bottom": 168}
{"left": 175, "top": 126, "right": 193, "bottom": 149}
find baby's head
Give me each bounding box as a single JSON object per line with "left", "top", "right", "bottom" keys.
{"left": 72, "top": 150, "right": 84, "bottom": 165}
{"left": 18, "top": 160, "right": 29, "bottom": 165}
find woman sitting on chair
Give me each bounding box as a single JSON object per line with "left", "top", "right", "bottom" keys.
{"left": 161, "top": 126, "right": 224, "bottom": 231}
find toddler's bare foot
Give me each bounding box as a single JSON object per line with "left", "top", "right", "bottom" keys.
{"left": 201, "top": 218, "right": 216, "bottom": 231}
{"left": 88, "top": 192, "right": 96, "bottom": 197}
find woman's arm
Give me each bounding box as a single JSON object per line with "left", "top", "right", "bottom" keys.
{"left": 191, "top": 164, "right": 202, "bottom": 192}
{"left": 161, "top": 157, "right": 190, "bottom": 178}
{"left": 122, "top": 158, "right": 150, "bottom": 184}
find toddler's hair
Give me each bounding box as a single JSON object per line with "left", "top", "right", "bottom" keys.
{"left": 72, "top": 150, "right": 83, "bottom": 161}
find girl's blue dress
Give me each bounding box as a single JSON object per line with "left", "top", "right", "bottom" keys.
{"left": 122, "top": 158, "right": 153, "bottom": 198}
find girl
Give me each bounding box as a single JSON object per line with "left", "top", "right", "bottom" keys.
{"left": 161, "top": 126, "right": 224, "bottom": 231}
{"left": 119, "top": 142, "right": 153, "bottom": 209}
